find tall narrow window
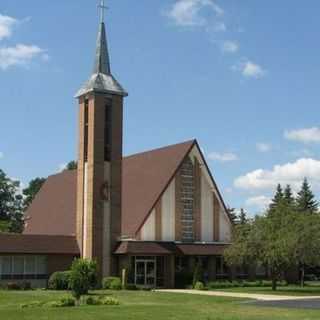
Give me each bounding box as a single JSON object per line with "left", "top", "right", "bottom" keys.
{"left": 84, "top": 99, "right": 89, "bottom": 162}
{"left": 180, "top": 157, "right": 195, "bottom": 242}
{"left": 104, "top": 99, "right": 112, "bottom": 161}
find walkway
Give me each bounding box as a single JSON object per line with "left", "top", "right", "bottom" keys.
{"left": 157, "top": 289, "right": 320, "bottom": 302}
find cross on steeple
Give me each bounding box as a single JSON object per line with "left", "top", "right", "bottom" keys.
{"left": 98, "top": 0, "right": 108, "bottom": 23}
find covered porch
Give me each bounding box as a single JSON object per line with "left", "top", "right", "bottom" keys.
{"left": 114, "top": 241, "right": 230, "bottom": 289}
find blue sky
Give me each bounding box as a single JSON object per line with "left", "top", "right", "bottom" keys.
{"left": 1, "top": 0, "right": 320, "bottom": 215}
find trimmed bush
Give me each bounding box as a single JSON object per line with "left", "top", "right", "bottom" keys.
{"left": 207, "top": 280, "right": 288, "bottom": 290}
{"left": 84, "top": 296, "right": 120, "bottom": 306}
{"left": 194, "top": 281, "right": 205, "bottom": 290}
{"left": 102, "top": 277, "right": 122, "bottom": 290}
{"left": 69, "top": 259, "right": 98, "bottom": 301}
{"left": 48, "top": 271, "right": 71, "bottom": 290}
{"left": 100, "top": 296, "right": 120, "bottom": 305}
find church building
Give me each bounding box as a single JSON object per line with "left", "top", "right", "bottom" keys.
{"left": 0, "top": 6, "right": 232, "bottom": 289}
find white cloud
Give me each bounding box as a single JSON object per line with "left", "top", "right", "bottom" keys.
{"left": 0, "top": 44, "right": 45, "bottom": 70}
{"left": 234, "top": 158, "right": 320, "bottom": 191}
{"left": 208, "top": 151, "right": 238, "bottom": 162}
{"left": 165, "top": 0, "right": 223, "bottom": 27}
{"left": 0, "top": 14, "right": 17, "bottom": 40}
{"left": 212, "top": 21, "right": 226, "bottom": 32}
{"left": 256, "top": 143, "right": 272, "bottom": 153}
{"left": 233, "top": 60, "right": 266, "bottom": 79}
{"left": 0, "top": 152, "right": 3, "bottom": 159}
{"left": 284, "top": 127, "right": 320, "bottom": 144}
{"left": 245, "top": 195, "right": 270, "bottom": 210}
{"left": 222, "top": 40, "right": 239, "bottom": 53}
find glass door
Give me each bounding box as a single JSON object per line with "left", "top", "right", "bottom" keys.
{"left": 135, "top": 257, "right": 156, "bottom": 288}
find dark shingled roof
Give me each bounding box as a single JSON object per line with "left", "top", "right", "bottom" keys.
{"left": 24, "top": 170, "right": 77, "bottom": 236}
{"left": 24, "top": 140, "right": 195, "bottom": 237}
{"left": 0, "top": 233, "right": 79, "bottom": 254}
{"left": 114, "top": 241, "right": 229, "bottom": 256}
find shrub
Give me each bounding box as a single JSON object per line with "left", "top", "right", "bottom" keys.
{"left": 69, "top": 259, "right": 98, "bottom": 301}
{"left": 100, "top": 296, "right": 120, "bottom": 306}
{"left": 48, "top": 271, "right": 71, "bottom": 290}
{"left": 194, "top": 281, "right": 205, "bottom": 290}
{"left": 20, "top": 301, "right": 44, "bottom": 308}
{"left": 85, "top": 296, "right": 101, "bottom": 305}
{"left": 7, "top": 282, "right": 21, "bottom": 290}
{"left": 102, "top": 277, "right": 122, "bottom": 290}
{"left": 45, "top": 297, "right": 76, "bottom": 308}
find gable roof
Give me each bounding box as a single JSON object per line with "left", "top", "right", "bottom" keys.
{"left": 24, "top": 170, "right": 77, "bottom": 236}
{"left": 122, "top": 140, "right": 195, "bottom": 237}
{"left": 24, "top": 139, "right": 229, "bottom": 238}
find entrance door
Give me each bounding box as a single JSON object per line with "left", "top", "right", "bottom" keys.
{"left": 135, "top": 258, "right": 156, "bottom": 288}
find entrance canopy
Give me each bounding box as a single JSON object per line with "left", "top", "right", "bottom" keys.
{"left": 114, "top": 241, "right": 229, "bottom": 256}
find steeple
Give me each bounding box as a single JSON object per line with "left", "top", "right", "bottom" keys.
{"left": 75, "top": 1, "right": 127, "bottom": 98}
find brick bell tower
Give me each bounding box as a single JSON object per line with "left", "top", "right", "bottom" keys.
{"left": 75, "top": 1, "right": 128, "bottom": 279}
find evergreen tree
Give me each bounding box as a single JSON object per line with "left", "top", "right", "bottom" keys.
{"left": 269, "top": 184, "right": 284, "bottom": 214}
{"left": 284, "top": 184, "right": 295, "bottom": 207}
{"left": 239, "top": 208, "right": 248, "bottom": 225}
{"left": 227, "top": 207, "right": 237, "bottom": 224}
{"left": 296, "top": 178, "right": 318, "bottom": 214}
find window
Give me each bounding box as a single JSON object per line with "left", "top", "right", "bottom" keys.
{"left": 104, "top": 99, "right": 112, "bottom": 161}
{"left": 1, "top": 256, "right": 12, "bottom": 275}
{"left": 84, "top": 99, "right": 89, "bottom": 162}
{"left": 25, "top": 256, "right": 36, "bottom": 275}
{"left": 180, "top": 157, "right": 195, "bottom": 242}
{"left": 12, "top": 256, "right": 24, "bottom": 275}
{"left": 0, "top": 255, "right": 47, "bottom": 279}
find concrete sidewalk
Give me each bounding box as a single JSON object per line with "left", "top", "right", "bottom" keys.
{"left": 156, "top": 289, "right": 320, "bottom": 301}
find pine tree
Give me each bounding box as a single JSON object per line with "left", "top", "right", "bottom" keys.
{"left": 239, "top": 208, "right": 248, "bottom": 225}
{"left": 227, "top": 207, "right": 237, "bottom": 224}
{"left": 284, "top": 184, "right": 295, "bottom": 207}
{"left": 270, "top": 184, "right": 284, "bottom": 209}
{"left": 296, "top": 178, "right": 318, "bottom": 214}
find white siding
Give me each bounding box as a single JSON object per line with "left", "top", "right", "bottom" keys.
{"left": 201, "top": 174, "right": 213, "bottom": 242}
{"left": 141, "top": 209, "right": 156, "bottom": 241}
{"left": 220, "top": 209, "right": 231, "bottom": 242}
{"left": 161, "top": 179, "right": 175, "bottom": 241}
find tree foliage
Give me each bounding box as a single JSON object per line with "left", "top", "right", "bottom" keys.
{"left": 23, "top": 177, "right": 46, "bottom": 210}
{"left": 66, "top": 161, "right": 78, "bottom": 170}
{"left": 225, "top": 182, "right": 320, "bottom": 290}
{"left": 0, "top": 169, "right": 23, "bottom": 233}
{"left": 69, "top": 259, "right": 97, "bottom": 301}
{"left": 296, "top": 178, "right": 318, "bottom": 214}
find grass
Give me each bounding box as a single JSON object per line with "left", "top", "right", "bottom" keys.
{"left": 0, "top": 290, "right": 320, "bottom": 319}
{"left": 211, "top": 285, "right": 320, "bottom": 296}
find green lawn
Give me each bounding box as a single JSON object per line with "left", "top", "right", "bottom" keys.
{"left": 213, "top": 285, "right": 320, "bottom": 296}
{"left": 0, "top": 290, "right": 320, "bottom": 320}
